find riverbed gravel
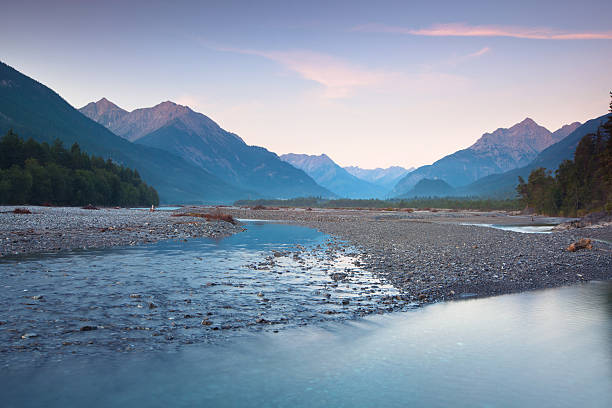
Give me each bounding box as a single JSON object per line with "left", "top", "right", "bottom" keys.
{"left": 223, "top": 207, "right": 612, "bottom": 303}
{"left": 0, "top": 206, "right": 243, "bottom": 257}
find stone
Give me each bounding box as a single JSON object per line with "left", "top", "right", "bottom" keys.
{"left": 80, "top": 325, "right": 97, "bottom": 331}
{"left": 330, "top": 272, "right": 348, "bottom": 281}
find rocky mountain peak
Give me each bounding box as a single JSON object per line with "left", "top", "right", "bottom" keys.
{"left": 80, "top": 98, "right": 128, "bottom": 127}
{"left": 469, "top": 118, "right": 553, "bottom": 153}
{"left": 551, "top": 122, "right": 581, "bottom": 143}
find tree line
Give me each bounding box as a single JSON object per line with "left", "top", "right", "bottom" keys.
{"left": 0, "top": 130, "right": 159, "bottom": 207}
{"left": 517, "top": 94, "right": 612, "bottom": 216}
{"left": 235, "top": 197, "right": 521, "bottom": 211}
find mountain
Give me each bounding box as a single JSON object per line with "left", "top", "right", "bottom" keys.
{"left": 460, "top": 114, "right": 611, "bottom": 197}
{"left": 343, "top": 166, "right": 413, "bottom": 190}
{"left": 80, "top": 99, "right": 332, "bottom": 199}
{"left": 399, "top": 179, "right": 455, "bottom": 198}
{"left": 391, "top": 118, "right": 581, "bottom": 197}
{"left": 79, "top": 97, "right": 128, "bottom": 129}
{"left": 280, "top": 153, "right": 387, "bottom": 198}
{"left": 0, "top": 61, "right": 249, "bottom": 204}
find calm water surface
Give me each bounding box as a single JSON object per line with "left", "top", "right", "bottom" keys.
{"left": 1, "top": 223, "right": 611, "bottom": 407}
{"left": 462, "top": 223, "right": 557, "bottom": 234}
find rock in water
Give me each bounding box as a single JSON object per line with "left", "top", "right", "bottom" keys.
{"left": 566, "top": 238, "right": 593, "bottom": 252}
{"left": 330, "top": 272, "right": 348, "bottom": 281}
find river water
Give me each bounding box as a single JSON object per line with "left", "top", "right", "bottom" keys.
{"left": 1, "top": 222, "right": 611, "bottom": 407}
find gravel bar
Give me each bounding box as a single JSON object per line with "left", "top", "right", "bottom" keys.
{"left": 222, "top": 207, "right": 612, "bottom": 303}
{"left": 0, "top": 206, "right": 243, "bottom": 257}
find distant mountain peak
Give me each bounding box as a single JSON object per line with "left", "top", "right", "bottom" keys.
{"left": 78, "top": 97, "right": 331, "bottom": 199}
{"left": 80, "top": 97, "right": 128, "bottom": 127}
{"left": 551, "top": 121, "right": 581, "bottom": 143}
{"left": 344, "top": 165, "right": 413, "bottom": 190}
{"left": 281, "top": 153, "right": 387, "bottom": 199}
{"left": 469, "top": 118, "right": 551, "bottom": 153}
{"left": 91, "top": 97, "right": 123, "bottom": 110}
{"left": 391, "top": 116, "right": 578, "bottom": 197}
{"left": 519, "top": 117, "right": 537, "bottom": 125}
{"left": 154, "top": 100, "right": 187, "bottom": 111}
{"left": 81, "top": 99, "right": 208, "bottom": 142}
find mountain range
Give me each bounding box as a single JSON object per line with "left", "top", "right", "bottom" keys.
{"left": 280, "top": 154, "right": 388, "bottom": 198}
{"left": 402, "top": 179, "right": 455, "bottom": 198}
{"left": 0, "top": 61, "right": 249, "bottom": 204}
{"left": 459, "top": 114, "right": 611, "bottom": 197}
{"left": 1, "top": 60, "right": 605, "bottom": 204}
{"left": 392, "top": 118, "right": 581, "bottom": 197}
{"left": 344, "top": 166, "right": 413, "bottom": 190}
{"left": 80, "top": 99, "right": 332, "bottom": 199}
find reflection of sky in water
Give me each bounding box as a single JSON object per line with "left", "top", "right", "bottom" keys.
{"left": 462, "top": 223, "right": 556, "bottom": 234}
{"left": 2, "top": 280, "right": 611, "bottom": 407}
{"left": 130, "top": 206, "right": 184, "bottom": 211}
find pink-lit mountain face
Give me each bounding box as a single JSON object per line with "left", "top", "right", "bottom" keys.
{"left": 80, "top": 99, "right": 333, "bottom": 199}
{"left": 391, "top": 118, "right": 581, "bottom": 196}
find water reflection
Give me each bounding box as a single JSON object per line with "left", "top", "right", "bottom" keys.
{"left": 2, "top": 281, "right": 610, "bottom": 407}
{"left": 462, "top": 223, "right": 556, "bottom": 234}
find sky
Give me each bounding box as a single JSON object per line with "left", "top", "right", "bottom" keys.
{"left": 1, "top": 0, "right": 611, "bottom": 168}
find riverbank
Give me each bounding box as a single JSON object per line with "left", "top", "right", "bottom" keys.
{"left": 218, "top": 207, "right": 612, "bottom": 303}
{"left": 2, "top": 205, "right": 610, "bottom": 305}
{"left": 0, "top": 206, "right": 244, "bottom": 257}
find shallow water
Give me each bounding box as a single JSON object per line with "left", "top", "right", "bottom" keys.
{"left": 1, "top": 222, "right": 611, "bottom": 407}
{"left": 463, "top": 222, "right": 556, "bottom": 234}
{"left": 0, "top": 222, "right": 404, "bottom": 365}
{"left": 130, "top": 206, "right": 183, "bottom": 211}
{"left": 2, "top": 281, "right": 611, "bottom": 407}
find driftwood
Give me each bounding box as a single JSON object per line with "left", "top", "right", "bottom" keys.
{"left": 566, "top": 238, "right": 593, "bottom": 252}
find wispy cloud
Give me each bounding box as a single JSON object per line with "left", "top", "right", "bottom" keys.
{"left": 353, "top": 23, "right": 612, "bottom": 40}
{"left": 212, "top": 45, "right": 387, "bottom": 98}
{"left": 468, "top": 46, "right": 490, "bottom": 57}
{"left": 204, "top": 42, "right": 470, "bottom": 99}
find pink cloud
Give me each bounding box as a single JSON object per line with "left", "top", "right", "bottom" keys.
{"left": 207, "top": 43, "right": 470, "bottom": 99}
{"left": 354, "top": 23, "right": 612, "bottom": 40}
{"left": 468, "top": 47, "right": 490, "bottom": 57}
{"left": 213, "top": 46, "right": 387, "bottom": 98}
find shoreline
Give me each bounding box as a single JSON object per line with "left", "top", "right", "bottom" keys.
{"left": 0, "top": 206, "right": 244, "bottom": 257}
{"left": 1, "top": 205, "right": 610, "bottom": 305}
{"left": 219, "top": 207, "right": 612, "bottom": 303}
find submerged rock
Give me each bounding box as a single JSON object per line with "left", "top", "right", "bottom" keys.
{"left": 330, "top": 272, "right": 348, "bottom": 281}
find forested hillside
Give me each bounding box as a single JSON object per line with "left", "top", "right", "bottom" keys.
{"left": 0, "top": 131, "right": 159, "bottom": 206}
{"left": 517, "top": 95, "right": 612, "bottom": 216}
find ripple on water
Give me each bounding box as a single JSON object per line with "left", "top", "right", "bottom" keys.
{"left": 0, "top": 222, "right": 412, "bottom": 365}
